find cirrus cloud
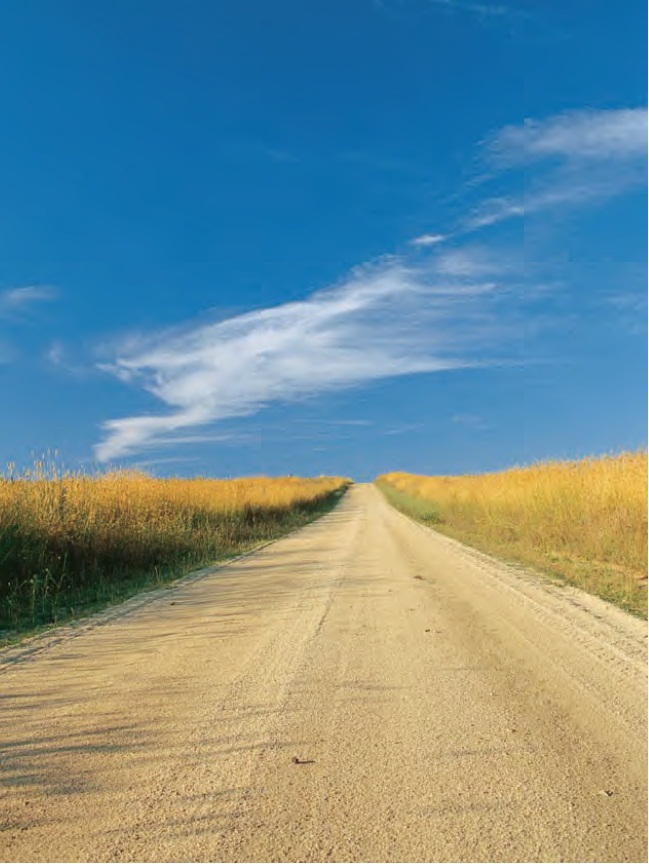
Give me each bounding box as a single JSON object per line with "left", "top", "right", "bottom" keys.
{"left": 0, "top": 285, "right": 57, "bottom": 318}
{"left": 94, "top": 105, "right": 646, "bottom": 462}
{"left": 486, "top": 107, "right": 647, "bottom": 166}
{"left": 464, "top": 106, "right": 647, "bottom": 230}
{"left": 95, "top": 259, "right": 509, "bottom": 461}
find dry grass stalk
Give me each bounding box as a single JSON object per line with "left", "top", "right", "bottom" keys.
{"left": 0, "top": 461, "right": 348, "bottom": 634}
{"left": 377, "top": 451, "right": 647, "bottom": 616}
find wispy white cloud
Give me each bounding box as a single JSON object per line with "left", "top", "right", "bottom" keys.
{"left": 465, "top": 107, "right": 647, "bottom": 230}
{"left": 95, "top": 260, "right": 509, "bottom": 461}
{"left": 0, "top": 286, "right": 58, "bottom": 365}
{"left": 434, "top": 245, "right": 520, "bottom": 278}
{"left": 463, "top": 197, "right": 525, "bottom": 230}
{"left": 605, "top": 291, "right": 647, "bottom": 313}
{"left": 45, "top": 339, "right": 96, "bottom": 378}
{"left": 427, "top": 0, "right": 511, "bottom": 17}
{"left": 93, "top": 106, "right": 645, "bottom": 462}
{"left": 154, "top": 433, "right": 249, "bottom": 445}
{"left": 409, "top": 233, "right": 447, "bottom": 247}
{"left": 372, "top": 0, "right": 530, "bottom": 27}
{"left": 486, "top": 108, "right": 648, "bottom": 166}
{"left": 383, "top": 423, "right": 425, "bottom": 436}
{"left": 46, "top": 340, "right": 66, "bottom": 366}
{"left": 603, "top": 290, "right": 647, "bottom": 336}
{"left": 0, "top": 285, "right": 57, "bottom": 318}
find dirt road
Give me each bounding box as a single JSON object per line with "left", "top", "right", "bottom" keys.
{"left": 0, "top": 485, "right": 646, "bottom": 862}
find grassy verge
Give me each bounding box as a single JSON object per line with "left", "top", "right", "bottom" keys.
{"left": 377, "top": 452, "right": 647, "bottom": 618}
{"left": 0, "top": 471, "right": 349, "bottom": 643}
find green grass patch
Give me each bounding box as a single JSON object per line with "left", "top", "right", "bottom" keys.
{"left": 376, "top": 479, "right": 443, "bottom": 525}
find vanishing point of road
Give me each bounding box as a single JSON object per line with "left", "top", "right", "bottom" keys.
{"left": 1, "top": 485, "right": 647, "bottom": 862}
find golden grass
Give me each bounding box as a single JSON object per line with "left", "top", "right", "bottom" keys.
{"left": 0, "top": 461, "right": 349, "bottom": 634}
{"left": 377, "top": 451, "right": 647, "bottom": 616}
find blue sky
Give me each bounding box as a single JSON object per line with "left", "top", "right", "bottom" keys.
{"left": 1, "top": 0, "right": 646, "bottom": 479}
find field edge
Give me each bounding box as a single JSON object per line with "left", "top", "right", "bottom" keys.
{"left": 0, "top": 485, "right": 349, "bottom": 650}
{"left": 375, "top": 479, "right": 647, "bottom": 619}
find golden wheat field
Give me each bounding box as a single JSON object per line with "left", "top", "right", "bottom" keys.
{"left": 0, "top": 463, "right": 348, "bottom": 635}
{"left": 377, "top": 451, "right": 648, "bottom": 616}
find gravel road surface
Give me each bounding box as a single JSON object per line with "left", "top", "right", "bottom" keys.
{"left": 1, "top": 484, "right": 646, "bottom": 862}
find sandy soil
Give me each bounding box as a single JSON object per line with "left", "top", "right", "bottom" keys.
{"left": 0, "top": 484, "right": 646, "bottom": 863}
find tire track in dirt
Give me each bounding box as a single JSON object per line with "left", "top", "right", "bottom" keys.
{"left": 0, "top": 485, "right": 646, "bottom": 862}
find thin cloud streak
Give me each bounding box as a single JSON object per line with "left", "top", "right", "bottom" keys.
{"left": 0, "top": 285, "right": 57, "bottom": 317}
{"left": 96, "top": 260, "right": 506, "bottom": 461}
{"left": 486, "top": 107, "right": 648, "bottom": 166}
{"left": 463, "top": 198, "right": 525, "bottom": 230}
{"left": 464, "top": 107, "right": 647, "bottom": 231}
{"left": 427, "top": 0, "right": 511, "bottom": 17}
{"left": 410, "top": 233, "right": 447, "bottom": 247}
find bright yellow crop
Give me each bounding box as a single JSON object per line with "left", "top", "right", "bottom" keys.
{"left": 0, "top": 464, "right": 347, "bottom": 536}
